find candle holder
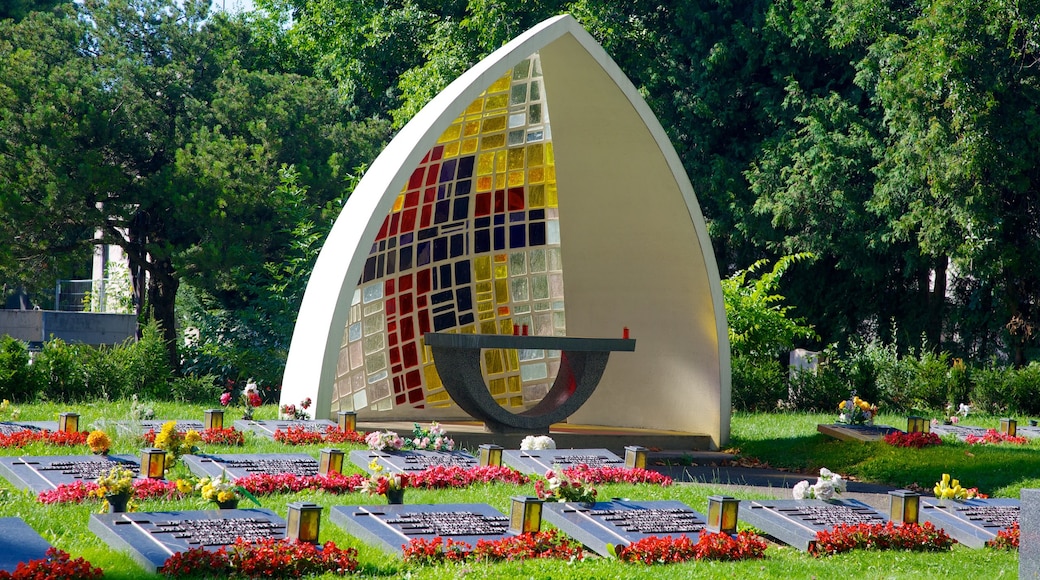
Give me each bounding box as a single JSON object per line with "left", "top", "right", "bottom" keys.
{"left": 888, "top": 490, "right": 920, "bottom": 525}
{"left": 286, "top": 502, "right": 322, "bottom": 544}
{"left": 1000, "top": 418, "right": 1017, "bottom": 437}
{"left": 624, "top": 446, "right": 648, "bottom": 469}
{"left": 509, "top": 496, "right": 543, "bottom": 534}
{"left": 319, "top": 448, "right": 344, "bottom": 475}
{"left": 478, "top": 444, "right": 504, "bottom": 467}
{"left": 337, "top": 411, "right": 357, "bottom": 433}
{"left": 706, "top": 495, "right": 739, "bottom": 534}
{"left": 58, "top": 412, "right": 79, "bottom": 433}
{"left": 906, "top": 416, "right": 929, "bottom": 434}
{"left": 140, "top": 448, "right": 167, "bottom": 479}
{"left": 204, "top": 409, "right": 224, "bottom": 431}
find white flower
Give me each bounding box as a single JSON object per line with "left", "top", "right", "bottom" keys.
{"left": 792, "top": 480, "right": 811, "bottom": 499}
{"left": 244, "top": 380, "right": 258, "bottom": 395}
{"left": 812, "top": 481, "right": 835, "bottom": 500}
{"left": 830, "top": 474, "right": 846, "bottom": 493}
{"left": 819, "top": 468, "right": 833, "bottom": 479}
{"left": 958, "top": 403, "right": 972, "bottom": 417}
{"left": 520, "top": 435, "right": 556, "bottom": 450}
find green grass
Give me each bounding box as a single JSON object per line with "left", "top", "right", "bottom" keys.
{"left": 0, "top": 402, "right": 1024, "bottom": 578}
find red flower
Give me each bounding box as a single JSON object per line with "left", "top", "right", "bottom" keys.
{"left": 883, "top": 431, "right": 942, "bottom": 448}
{"left": 809, "top": 521, "right": 954, "bottom": 556}
{"left": 614, "top": 532, "right": 767, "bottom": 564}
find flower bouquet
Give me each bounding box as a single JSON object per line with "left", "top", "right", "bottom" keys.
{"left": 837, "top": 392, "right": 878, "bottom": 425}
{"left": 792, "top": 468, "right": 846, "bottom": 500}
{"left": 95, "top": 465, "right": 135, "bottom": 512}
{"left": 934, "top": 473, "right": 985, "bottom": 500}
{"left": 358, "top": 459, "right": 409, "bottom": 504}
{"left": 280, "top": 397, "right": 312, "bottom": 420}
{"left": 407, "top": 422, "right": 454, "bottom": 451}
{"left": 365, "top": 430, "right": 405, "bottom": 452}
{"left": 152, "top": 421, "right": 201, "bottom": 467}
{"left": 520, "top": 435, "right": 556, "bottom": 450}
{"left": 196, "top": 472, "right": 259, "bottom": 509}
{"left": 535, "top": 468, "right": 597, "bottom": 505}
{"left": 221, "top": 380, "right": 263, "bottom": 420}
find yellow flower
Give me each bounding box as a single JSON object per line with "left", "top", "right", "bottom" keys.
{"left": 838, "top": 400, "right": 847, "bottom": 410}
{"left": 217, "top": 490, "right": 235, "bottom": 503}
{"left": 175, "top": 479, "right": 193, "bottom": 494}
{"left": 86, "top": 430, "right": 111, "bottom": 454}
{"left": 369, "top": 459, "right": 384, "bottom": 474}
{"left": 184, "top": 430, "right": 202, "bottom": 446}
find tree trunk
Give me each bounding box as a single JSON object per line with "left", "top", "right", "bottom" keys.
{"left": 146, "top": 257, "right": 180, "bottom": 373}
{"left": 927, "top": 256, "right": 948, "bottom": 349}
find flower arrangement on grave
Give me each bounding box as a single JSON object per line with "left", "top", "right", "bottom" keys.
{"left": 38, "top": 478, "right": 184, "bottom": 505}
{"left": 365, "top": 430, "right": 405, "bottom": 452}
{"left": 964, "top": 429, "right": 1027, "bottom": 445}
{"left": 407, "top": 421, "right": 454, "bottom": 451}
{"left": 279, "top": 397, "right": 312, "bottom": 420}
{"left": 160, "top": 538, "right": 359, "bottom": 578}
{"left": 561, "top": 464, "right": 673, "bottom": 486}
{"left": 86, "top": 430, "right": 110, "bottom": 454}
{"left": 933, "top": 473, "right": 986, "bottom": 500}
{"left": 0, "top": 548, "right": 102, "bottom": 580}
{"left": 0, "top": 398, "right": 20, "bottom": 421}
{"left": 152, "top": 421, "right": 201, "bottom": 466}
{"left": 402, "top": 530, "right": 584, "bottom": 565}
{"left": 988, "top": 521, "right": 1019, "bottom": 550}
{"left": 837, "top": 392, "right": 877, "bottom": 425}
{"left": 520, "top": 435, "right": 556, "bottom": 450}
{"left": 792, "top": 467, "right": 846, "bottom": 500}
{"left": 94, "top": 465, "right": 135, "bottom": 512}
{"left": 128, "top": 394, "right": 155, "bottom": 421}
{"left": 0, "top": 429, "right": 87, "bottom": 448}
{"left": 358, "top": 459, "right": 409, "bottom": 503}
{"left": 809, "top": 521, "right": 953, "bottom": 556}
{"left": 274, "top": 425, "right": 366, "bottom": 445}
{"left": 534, "top": 468, "right": 597, "bottom": 504}
{"left": 198, "top": 427, "right": 245, "bottom": 446}
{"left": 196, "top": 471, "right": 259, "bottom": 508}
{"left": 611, "top": 531, "right": 768, "bottom": 564}
{"left": 220, "top": 379, "right": 263, "bottom": 420}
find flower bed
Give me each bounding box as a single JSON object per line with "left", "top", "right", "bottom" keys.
{"left": 273, "top": 425, "right": 365, "bottom": 445}
{"left": 964, "top": 429, "right": 1028, "bottom": 445}
{"left": 987, "top": 522, "right": 1019, "bottom": 550}
{"left": 0, "top": 548, "right": 101, "bottom": 580}
{"left": 613, "top": 532, "right": 768, "bottom": 564}
{"left": 809, "top": 522, "right": 954, "bottom": 556}
{"left": 161, "top": 538, "right": 358, "bottom": 578}
{"left": 38, "top": 479, "right": 184, "bottom": 504}
{"left": 402, "top": 531, "right": 583, "bottom": 564}
{"left": 234, "top": 472, "right": 367, "bottom": 496}
{"left": 0, "top": 429, "right": 87, "bottom": 448}
{"left": 883, "top": 431, "right": 942, "bottom": 448}
{"left": 561, "top": 465, "right": 672, "bottom": 486}
{"left": 142, "top": 427, "right": 244, "bottom": 447}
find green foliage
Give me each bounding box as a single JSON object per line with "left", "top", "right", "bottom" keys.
{"left": 0, "top": 336, "right": 37, "bottom": 402}
{"left": 30, "top": 338, "right": 87, "bottom": 402}
{"left": 120, "top": 321, "right": 174, "bottom": 400}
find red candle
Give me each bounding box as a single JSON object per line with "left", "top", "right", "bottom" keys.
{"left": 623, "top": 327, "right": 630, "bottom": 339}
{"left": 522, "top": 325, "right": 529, "bottom": 336}
{"left": 513, "top": 324, "right": 519, "bottom": 336}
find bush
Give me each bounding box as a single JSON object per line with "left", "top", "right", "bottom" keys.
{"left": 119, "top": 321, "right": 172, "bottom": 399}
{"left": 170, "top": 373, "right": 218, "bottom": 404}
{"left": 31, "top": 338, "right": 88, "bottom": 402}
{"left": 82, "top": 345, "right": 125, "bottom": 401}
{"left": 909, "top": 350, "right": 952, "bottom": 411}
{"left": 786, "top": 358, "right": 849, "bottom": 411}
{"left": 0, "top": 336, "right": 37, "bottom": 402}
{"left": 964, "top": 364, "right": 1012, "bottom": 414}
{"left": 1008, "top": 362, "right": 1040, "bottom": 415}
{"left": 731, "top": 354, "right": 786, "bottom": 411}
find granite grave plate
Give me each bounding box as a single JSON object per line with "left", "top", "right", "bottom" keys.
{"left": 928, "top": 424, "right": 991, "bottom": 441}
{"left": 101, "top": 419, "right": 206, "bottom": 437}
{"left": 921, "top": 497, "right": 1019, "bottom": 548}
{"left": 349, "top": 449, "right": 478, "bottom": 475}
{"left": 89, "top": 508, "right": 285, "bottom": 574}
{"left": 329, "top": 503, "right": 512, "bottom": 554}
{"left": 502, "top": 449, "right": 624, "bottom": 475}
{"left": 0, "top": 454, "right": 139, "bottom": 493}
{"left": 1020, "top": 488, "right": 1040, "bottom": 578}
{"left": 816, "top": 423, "right": 901, "bottom": 442}
{"left": 182, "top": 453, "right": 318, "bottom": 479}
{"left": 234, "top": 419, "right": 337, "bottom": 440}
{"left": 0, "top": 421, "right": 58, "bottom": 435}
{"left": 0, "top": 517, "right": 53, "bottom": 572}
{"left": 541, "top": 499, "right": 706, "bottom": 557}
{"left": 738, "top": 498, "right": 888, "bottom": 551}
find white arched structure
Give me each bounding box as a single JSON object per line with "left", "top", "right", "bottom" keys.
{"left": 280, "top": 14, "right": 731, "bottom": 447}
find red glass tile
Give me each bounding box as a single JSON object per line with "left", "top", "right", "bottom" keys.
{"left": 384, "top": 279, "right": 395, "bottom": 295}
{"left": 408, "top": 167, "right": 424, "bottom": 191}
{"left": 386, "top": 298, "right": 397, "bottom": 316}
{"left": 418, "top": 311, "right": 431, "bottom": 335}
{"left": 497, "top": 306, "right": 510, "bottom": 316}
{"left": 393, "top": 375, "right": 404, "bottom": 394}
{"left": 426, "top": 166, "right": 439, "bottom": 186}
{"left": 403, "top": 342, "right": 418, "bottom": 367}
{"left": 388, "top": 320, "right": 397, "bottom": 332}
{"left": 402, "top": 208, "right": 417, "bottom": 231}
{"left": 400, "top": 317, "right": 415, "bottom": 341}
{"left": 420, "top": 205, "right": 432, "bottom": 228}
{"left": 424, "top": 186, "right": 437, "bottom": 203}
{"left": 406, "top": 370, "right": 422, "bottom": 388}
{"left": 392, "top": 365, "right": 402, "bottom": 373}
{"left": 399, "top": 274, "right": 413, "bottom": 292}
{"left": 396, "top": 394, "right": 407, "bottom": 405}
{"left": 389, "top": 213, "right": 400, "bottom": 236}
{"left": 421, "top": 151, "right": 430, "bottom": 164}
{"left": 388, "top": 331, "right": 398, "bottom": 347}
{"left": 417, "top": 295, "right": 427, "bottom": 308}
{"left": 390, "top": 346, "right": 401, "bottom": 365}
{"left": 475, "top": 192, "right": 491, "bottom": 216}
{"left": 494, "top": 189, "right": 505, "bottom": 213}
{"left": 431, "top": 145, "right": 443, "bottom": 161}
{"left": 508, "top": 187, "right": 525, "bottom": 211}
{"left": 408, "top": 388, "right": 424, "bottom": 404}
{"left": 405, "top": 190, "right": 420, "bottom": 208}
{"left": 376, "top": 218, "right": 389, "bottom": 240}
{"left": 417, "top": 269, "right": 431, "bottom": 294}
{"left": 400, "top": 294, "right": 414, "bottom": 316}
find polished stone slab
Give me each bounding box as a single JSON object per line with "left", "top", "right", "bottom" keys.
{"left": 182, "top": 453, "right": 318, "bottom": 479}
{"left": 89, "top": 509, "right": 285, "bottom": 574}
{"left": 349, "top": 449, "right": 478, "bottom": 475}
{"left": 0, "top": 421, "right": 58, "bottom": 435}
{"left": 97, "top": 419, "right": 206, "bottom": 437}
{"left": 929, "top": 424, "right": 991, "bottom": 441}
{"left": 737, "top": 498, "right": 888, "bottom": 551}
{"left": 921, "top": 497, "right": 1019, "bottom": 548}
{"left": 1021, "top": 489, "right": 1040, "bottom": 578}
{"left": 502, "top": 449, "right": 624, "bottom": 475}
{"left": 816, "top": 423, "right": 900, "bottom": 442}
{"left": 541, "top": 499, "right": 705, "bottom": 557}
{"left": 0, "top": 454, "right": 139, "bottom": 493}
{"left": 329, "top": 503, "right": 512, "bottom": 555}
{"left": 0, "top": 517, "right": 53, "bottom": 572}
{"left": 233, "top": 419, "right": 336, "bottom": 440}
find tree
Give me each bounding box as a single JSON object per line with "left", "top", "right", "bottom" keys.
{"left": 0, "top": 0, "right": 70, "bottom": 22}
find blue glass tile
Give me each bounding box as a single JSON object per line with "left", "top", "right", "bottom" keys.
{"left": 418, "top": 227, "right": 437, "bottom": 240}
{"left": 438, "top": 184, "right": 448, "bottom": 200}
{"left": 457, "top": 156, "right": 475, "bottom": 179}
{"left": 434, "top": 200, "right": 450, "bottom": 224}
{"left": 433, "top": 237, "right": 448, "bottom": 261}
{"left": 440, "top": 159, "right": 457, "bottom": 182}
{"left": 529, "top": 222, "right": 546, "bottom": 246}
{"left": 475, "top": 216, "right": 490, "bottom": 228}
{"left": 433, "top": 311, "right": 457, "bottom": 331}
{"left": 450, "top": 233, "right": 464, "bottom": 257}
{"left": 509, "top": 211, "right": 525, "bottom": 223}
{"left": 494, "top": 227, "right": 505, "bottom": 251}
{"left": 386, "top": 250, "right": 396, "bottom": 275}
{"left": 509, "top": 224, "right": 526, "bottom": 249}
{"left": 370, "top": 243, "right": 378, "bottom": 254}
{"left": 456, "top": 287, "right": 473, "bottom": 312}
{"left": 455, "top": 179, "right": 472, "bottom": 196}
{"left": 439, "top": 264, "right": 452, "bottom": 286}
{"left": 432, "top": 290, "right": 453, "bottom": 304}
{"left": 401, "top": 232, "right": 414, "bottom": 244}
{"left": 459, "top": 312, "right": 475, "bottom": 325}
{"left": 475, "top": 230, "right": 490, "bottom": 253}
{"left": 455, "top": 261, "right": 471, "bottom": 285}
{"left": 417, "top": 241, "right": 431, "bottom": 266}
{"left": 388, "top": 237, "right": 397, "bottom": 249}
{"left": 529, "top": 209, "right": 545, "bottom": 220}
{"left": 453, "top": 197, "right": 469, "bottom": 221}
{"left": 379, "top": 240, "right": 386, "bottom": 250}
{"left": 399, "top": 246, "right": 413, "bottom": 270}
{"left": 494, "top": 214, "right": 505, "bottom": 225}
{"left": 363, "top": 256, "right": 376, "bottom": 282}
{"left": 376, "top": 254, "right": 385, "bottom": 278}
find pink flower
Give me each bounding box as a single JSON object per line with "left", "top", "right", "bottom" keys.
{"left": 220, "top": 392, "right": 232, "bottom": 406}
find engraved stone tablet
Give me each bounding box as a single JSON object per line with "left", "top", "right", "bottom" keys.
{"left": 329, "top": 503, "right": 513, "bottom": 555}
{"left": 349, "top": 449, "right": 478, "bottom": 475}
{"left": 182, "top": 453, "right": 318, "bottom": 479}
{"left": 928, "top": 424, "right": 991, "bottom": 441}
{"left": 0, "top": 517, "right": 52, "bottom": 572}
{"left": 738, "top": 499, "right": 888, "bottom": 551}
{"left": 0, "top": 421, "right": 58, "bottom": 435}
{"left": 921, "top": 497, "right": 1019, "bottom": 548}
{"left": 89, "top": 509, "right": 285, "bottom": 574}
{"left": 541, "top": 499, "right": 705, "bottom": 557}
{"left": 502, "top": 449, "right": 624, "bottom": 475}
{"left": 0, "top": 455, "right": 139, "bottom": 493}
{"left": 234, "top": 419, "right": 337, "bottom": 440}
{"left": 816, "top": 424, "right": 901, "bottom": 442}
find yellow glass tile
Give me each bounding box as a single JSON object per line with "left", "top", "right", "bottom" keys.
{"left": 489, "top": 377, "right": 506, "bottom": 396}
{"left": 528, "top": 184, "right": 545, "bottom": 208}
{"left": 482, "top": 134, "right": 505, "bottom": 149}
{"left": 508, "top": 171, "right": 525, "bottom": 187}
{"left": 478, "top": 311, "right": 495, "bottom": 321}
{"left": 489, "top": 74, "right": 511, "bottom": 93}
{"left": 475, "top": 256, "right": 492, "bottom": 281}
{"left": 528, "top": 167, "right": 544, "bottom": 183}
{"left": 477, "top": 175, "right": 493, "bottom": 191}
{"left": 499, "top": 319, "right": 513, "bottom": 335}
{"left": 462, "top": 138, "right": 478, "bottom": 154}
{"left": 546, "top": 165, "right": 556, "bottom": 183}
{"left": 437, "top": 123, "right": 462, "bottom": 143}
{"left": 480, "top": 320, "right": 497, "bottom": 334}
{"left": 482, "top": 115, "right": 506, "bottom": 133}
{"left": 421, "top": 343, "right": 432, "bottom": 364}
{"left": 494, "top": 279, "right": 508, "bottom": 302}
{"left": 477, "top": 284, "right": 492, "bottom": 296}
{"left": 485, "top": 350, "right": 505, "bottom": 374}
{"left": 443, "top": 142, "right": 460, "bottom": 158}
{"left": 546, "top": 142, "right": 554, "bottom": 163}
{"left": 507, "top": 375, "right": 521, "bottom": 393}
{"left": 465, "top": 98, "right": 484, "bottom": 116}
{"left": 392, "top": 194, "right": 405, "bottom": 212}
{"left": 527, "top": 143, "right": 543, "bottom": 166}
{"left": 492, "top": 172, "right": 505, "bottom": 190}
{"left": 494, "top": 264, "right": 508, "bottom": 278}
{"left": 426, "top": 391, "right": 450, "bottom": 403}
{"left": 547, "top": 183, "right": 558, "bottom": 207}
{"left": 460, "top": 325, "right": 476, "bottom": 334}
{"left": 509, "top": 396, "right": 524, "bottom": 408}
{"left": 486, "top": 94, "right": 508, "bottom": 110}
{"left": 477, "top": 301, "right": 493, "bottom": 314}
{"left": 423, "top": 364, "right": 443, "bottom": 390}
{"left": 496, "top": 150, "right": 506, "bottom": 166}
{"left": 507, "top": 351, "right": 520, "bottom": 371}
{"left": 477, "top": 152, "right": 495, "bottom": 175}
{"left": 464, "top": 120, "right": 481, "bottom": 137}
{"left": 507, "top": 147, "right": 525, "bottom": 169}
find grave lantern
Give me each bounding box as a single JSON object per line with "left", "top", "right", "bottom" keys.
{"left": 509, "top": 496, "right": 543, "bottom": 534}
{"left": 906, "top": 416, "right": 929, "bottom": 434}
{"left": 706, "top": 495, "right": 739, "bottom": 535}
{"left": 337, "top": 411, "right": 357, "bottom": 432}
{"left": 888, "top": 489, "right": 920, "bottom": 525}
{"left": 141, "top": 448, "right": 166, "bottom": 479}
{"left": 318, "top": 448, "right": 344, "bottom": 475}
{"left": 58, "top": 412, "right": 79, "bottom": 433}
{"left": 478, "top": 444, "right": 503, "bottom": 467}
{"left": 203, "top": 409, "right": 224, "bottom": 431}
{"left": 1000, "top": 418, "right": 1017, "bottom": 437}
{"left": 624, "top": 446, "right": 648, "bottom": 469}
{"left": 286, "top": 502, "right": 322, "bottom": 544}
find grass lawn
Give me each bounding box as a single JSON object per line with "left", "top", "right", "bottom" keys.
{"left": 0, "top": 401, "right": 1025, "bottom": 578}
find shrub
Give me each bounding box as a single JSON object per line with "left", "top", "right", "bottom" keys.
{"left": 170, "top": 374, "right": 218, "bottom": 403}
{"left": 785, "top": 351, "right": 849, "bottom": 411}
{"left": 1008, "top": 362, "right": 1040, "bottom": 415}
{"left": 119, "top": 321, "right": 172, "bottom": 400}
{"left": 909, "top": 350, "right": 952, "bottom": 410}
{"left": 31, "top": 338, "right": 88, "bottom": 402}
{"left": 0, "top": 336, "right": 37, "bottom": 402}
{"left": 81, "top": 345, "right": 125, "bottom": 401}
{"left": 731, "top": 354, "right": 786, "bottom": 411}
{"left": 970, "top": 364, "right": 1014, "bottom": 414}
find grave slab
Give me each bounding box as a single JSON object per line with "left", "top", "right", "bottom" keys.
{"left": 349, "top": 449, "right": 478, "bottom": 475}
{"left": 329, "top": 503, "right": 512, "bottom": 555}
{"left": 89, "top": 508, "right": 285, "bottom": 574}
{"left": 182, "top": 453, "right": 318, "bottom": 479}
{"left": 97, "top": 419, "right": 207, "bottom": 438}
{"left": 541, "top": 499, "right": 705, "bottom": 557}
{"left": 234, "top": 419, "right": 336, "bottom": 440}
{"left": 816, "top": 423, "right": 900, "bottom": 442}
{"left": 1021, "top": 489, "right": 1040, "bottom": 579}
{"left": 929, "top": 424, "right": 990, "bottom": 441}
{"left": 0, "top": 421, "right": 58, "bottom": 435}
{"left": 502, "top": 449, "right": 624, "bottom": 475}
{"left": 920, "top": 497, "right": 1019, "bottom": 548}
{"left": 0, "top": 454, "right": 139, "bottom": 493}
{"left": 0, "top": 517, "right": 53, "bottom": 572}
{"left": 738, "top": 498, "right": 888, "bottom": 551}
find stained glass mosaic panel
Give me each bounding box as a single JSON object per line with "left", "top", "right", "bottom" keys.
{"left": 334, "top": 53, "right": 566, "bottom": 413}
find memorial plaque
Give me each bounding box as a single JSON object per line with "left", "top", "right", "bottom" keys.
{"left": 329, "top": 503, "right": 512, "bottom": 555}
{"left": 89, "top": 509, "right": 285, "bottom": 574}
{"left": 541, "top": 499, "right": 705, "bottom": 557}
{"left": 183, "top": 453, "right": 318, "bottom": 479}
{"left": 929, "top": 424, "right": 990, "bottom": 441}
{"left": 0, "top": 517, "right": 53, "bottom": 573}
{"left": 816, "top": 423, "right": 901, "bottom": 442}
{"left": 921, "top": 497, "right": 1019, "bottom": 548}
{"left": 738, "top": 499, "right": 888, "bottom": 551}
{"left": 107, "top": 420, "right": 206, "bottom": 437}
{"left": 0, "top": 421, "right": 58, "bottom": 435}
{"left": 0, "top": 454, "right": 139, "bottom": 493}
{"left": 233, "top": 419, "right": 337, "bottom": 440}
{"left": 349, "top": 449, "right": 478, "bottom": 475}
{"left": 502, "top": 449, "right": 624, "bottom": 475}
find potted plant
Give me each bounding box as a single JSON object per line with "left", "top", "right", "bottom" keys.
{"left": 95, "top": 465, "right": 135, "bottom": 513}
{"left": 358, "top": 459, "right": 409, "bottom": 504}
{"left": 534, "top": 467, "right": 598, "bottom": 506}
{"left": 197, "top": 472, "right": 246, "bottom": 509}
